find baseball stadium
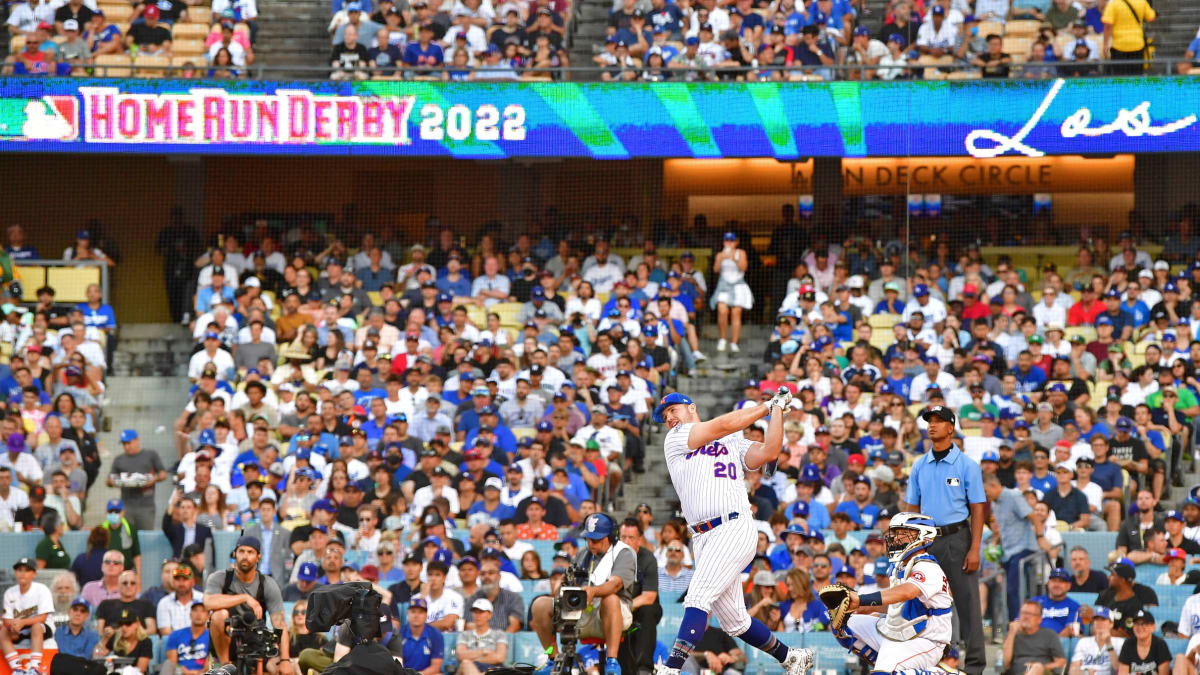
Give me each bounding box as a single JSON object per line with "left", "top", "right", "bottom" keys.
{"left": 2, "top": 0, "right": 1200, "bottom": 672}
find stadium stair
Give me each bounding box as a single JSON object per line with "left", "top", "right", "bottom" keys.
{"left": 254, "top": 0, "right": 336, "bottom": 77}
{"left": 83, "top": 324, "right": 193, "bottom": 545}
{"left": 1150, "top": 0, "right": 1197, "bottom": 73}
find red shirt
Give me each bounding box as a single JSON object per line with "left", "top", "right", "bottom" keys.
{"left": 961, "top": 301, "right": 990, "bottom": 321}
{"left": 515, "top": 521, "right": 559, "bottom": 540}
{"left": 1068, "top": 300, "right": 1104, "bottom": 325}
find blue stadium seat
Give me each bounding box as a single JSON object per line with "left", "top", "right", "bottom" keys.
{"left": 138, "top": 531, "right": 173, "bottom": 590}
{"left": 442, "top": 631, "right": 458, "bottom": 673}
{"left": 1167, "top": 637, "right": 1189, "bottom": 657}
{"left": 660, "top": 604, "right": 686, "bottom": 638}
{"left": 1060, "top": 637, "right": 1074, "bottom": 663}
{"left": 800, "top": 631, "right": 851, "bottom": 674}
{"left": 213, "top": 530, "right": 239, "bottom": 566}
{"left": 0, "top": 533, "right": 40, "bottom": 569}
{"left": 61, "top": 530, "right": 89, "bottom": 559}
{"left": 512, "top": 631, "right": 545, "bottom": 665}
{"left": 1060, "top": 532, "right": 1116, "bottom": 570}
{"left": 530, "top": 541, "right": 556, "bottom": 564}
{"left": 1135, "top": 564, "right": 1168, "bottom": 585}
{"left": 1067, "top": 592, "right": 1098, "bottom": 607}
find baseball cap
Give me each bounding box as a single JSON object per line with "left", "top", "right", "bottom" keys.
{"left": 12, "top": 557, "right": 35, "bottom": 571}
{"left": 653, "top": 392, "right": 694, "bottom": 423}
{"left": 143, "top": 4, "right": 160, "bottom": 17}
{"left": 1093, "top": 607, "right": 1113, "bottom": 621}
{"left": 1116, "top": 417, "right": 1134, "bottom": 431}
{"left": 409, "top": 597, "right": 428, "bottom": 610}
{"left": 106, "top": 498, "right": 124, "bottom": 512}
{"left": 471, "top": 598, "right": 494, "bottom": 612}
{"left": 1133, "top": 610, "right": 1155, "bottom": 624}
{"left": 120, "top": 429, "right": 139, "bottom": 443}
{"left": 981, "top": 450, "right": 999, "bottom": 462}
{"left": 920, "top": 405, "right": 955, "bottom": 424}
{"left": 1109, "top": 561, "right": 1135, "bottom": 581}
{"left": 1166, "top": 548, "right": 1186, "bottom": 561}
{"left": 297, "top": 562, "right": 319, "bottom": 581}
{"left": 1048, "top": 567, "right": 1070, "bottom": 581}
{"left": 69, "top": 597, "right": 90, "bottom": 611}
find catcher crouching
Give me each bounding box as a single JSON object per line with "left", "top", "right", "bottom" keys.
{"left": 818, "top": 513, "right": 953, "bottom": 674}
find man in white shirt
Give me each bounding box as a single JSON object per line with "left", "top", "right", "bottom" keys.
{"left": 909, "top": 357, "right": 958, "bottom": 402}
{"left": 423, "top": 560, "right": 464, "bottom": 633}
{"left": 0, "top": 435, "right": 42, "bottom": 490}
{"left": 188, "top": 332, "right": 235, "bottom": 381}
{"left": 441, "top": 10, "right": 487, "bottom": 54}
{"left": 1033, "top": 288, "right": 1067, "bottom": 330}
{"left": 471, "top": 257, "right": 511, "bottom": 308}
{"left": 0, "top": 557, "right": 53, "bottom": 675}
{"left": 155, "top": 563, "right": 203, "bottom": 636}
{"left": 582, "top": 248, "right": 624, "bottom": 295}
{"left": 916, "top": 5, "right": 957, "bottom": 54}
{"left": 902, "top": 284, "right": 948, "bottom": 325}
{"left": 0, "top": 467, "right": 28, "bottom": 531}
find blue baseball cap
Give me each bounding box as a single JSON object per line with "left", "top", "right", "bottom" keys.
{"left": 869, "top": 448, "right": 887, "bottom": 461}
{"left": 1166, "top": 510, "right": 1184, "bottom": 522}
{"left": 438, "top": 292, "right": 452, "bottom": 303}
{"left": 433, "top": 548, "right": 453, "bottom": 565}
{"left": 931, "top": 4, "right": 944, "bottom": 14}
{"left": 297, "top": 562, "right": 319, "bottom": 581}
{"left": 806, "top": 529, "right": 825, "bottom": 543}
{"left": 813, "top": 336, "right": 832, "bottom": 350}
{"left": 685, "top": 36, "right": 699, "bottom": 45}
{"left": 106, "top": 499, "right": 123, "bottom": 512}
{"left": 70, "top": 597, "right": 90, "bottom": 611}
{"left": 1095, "top": 314, "right": 1113, "bottom": 326}
{"left": 981, "top": 450, "right": 999, "bottom": 462}
{"left": 811, "top": 10, "right": 827, "bottom": 22}
{"left": 723, "top": 231, "right": 738, "bottom": 241}
{"left": 409, "top": 597, "right": 428, "bottom": 610}
{"left": 653, "top": 392, "right": 694, "bottom": 423}
{"left": 421, "top": 535, "right": 443, "bottom": 548}
{"left": 783, "top": 524, "right": 807, "bottom": 538}
{"left": 312, "top": 498, "right": 338, "bottom": 513}
{"left": 913, "top": 283, "right": 929, "bottom": 297}
{"left": 1014, "top": 420, "right": 1030, "bottom": 429}
{"left": 1116, "top": 416, "right": 1133, "bottom": 431}
{"left": 1049, "top": 567, "right": 1070, "bottom": 581}
{"left": 536, "top": 421, "right": 553, "bottom": 432}
{"left": 120, "top": 429, "right": 139, "bottom": 443}
{"left": 873, "top": 556, "right": 890, "bottom": 573}
{"left": 1166, "top": 281, "right": 1180, "bottom": 293}
{"left": 800, "top": 463, "right": 822, "bottom": 483}
{"left": 999, "top": 408, "right": 1017, "bottom": 420}
{"left": 198, "top": 429, "right": 216, "bottom": 446}
{"left": 853, "top": 25, "right": 870, "bottom": 36}
{"left": 1047, "top": 382, "right": 1067, "bottom": 393}
{"left": 790, "top": 500, "right": 810, "bottom": 518}
{"left": 1093, "top": 607, "right": 1113, "bottom": 621}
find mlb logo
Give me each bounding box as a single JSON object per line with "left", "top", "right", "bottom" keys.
{"left": 18, "top": 96, "right": 78, "bottom": 141}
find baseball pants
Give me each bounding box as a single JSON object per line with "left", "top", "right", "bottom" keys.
{"left": 928, "top": 527, "right": 984, "bottom": 675}
{"left": 846, "top": 614, "right": 943, "bottom": 673}
{"left": 683, "top": 515, "right": 757, "bottom": 636}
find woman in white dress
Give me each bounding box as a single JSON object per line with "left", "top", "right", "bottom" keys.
{"left": 710, "top": 231, "right": 754, "bottom": 352}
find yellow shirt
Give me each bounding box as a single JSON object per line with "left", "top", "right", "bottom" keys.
{"left": 1102, "top": 0, "right": 1155, "bottom": 52}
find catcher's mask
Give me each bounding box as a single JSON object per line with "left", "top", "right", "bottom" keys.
{"left": 884, "top": 512, "right": 938, "bottom": 564}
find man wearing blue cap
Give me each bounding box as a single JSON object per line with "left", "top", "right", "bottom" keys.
{"left": 56, "top": 596, "right": 98, "bottom": 659}
{"left": 107, "top": 428, "right": 166, "bottom": 532}
{"left": 203, "top": 535, "right": 291, "bottom": 673}
{"left": 1031, "top": 568, "right": 1082, "bottom": 636}
{"left": 162, "top": 599, "right": 211, "bottom": 675}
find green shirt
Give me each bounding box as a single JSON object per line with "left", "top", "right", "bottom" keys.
{"left": 959, "top": 402, "right": 999, "bottom": 422}
{"left": 1146, "top": 388, "right": 1199, "bottom": 422}
{"left": 35, "top": 536, "right": 71, "bottom": 569}
{"left": 103, "top": 518, "right": 141, "bottom": 569}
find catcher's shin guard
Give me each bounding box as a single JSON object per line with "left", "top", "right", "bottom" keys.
{"left": 826, "top": 611, "right": 878, "bottom": 664}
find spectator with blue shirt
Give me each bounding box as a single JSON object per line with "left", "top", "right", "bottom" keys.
{"left": 56, "top": 596, "right": 98, "bottom": 660}
{"left": 389, "top": 598, "right": 444, "bottom": 675}
{"left": 162, "top": 601, "right": 211, "bottom": 675}
{"left": 1031, "top": 568, "right": 1081, "bottom": 637}
{"left": 647, "top": 0, "right": 683, "bottom": 39}
{"left": 901, "top": 405, "right": 986, "bottom": 675}
{"left": 467, "top": 477, "right": 517, "bottom": 526}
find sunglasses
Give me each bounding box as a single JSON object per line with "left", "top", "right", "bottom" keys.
{"left": 120, "top": 581, "right": 138, "bottom": 586}
{"left": 103, "top": 560, "right": 123, "bottom": 565}
{"left": 813, "top": 563, "right": 829, "bottom": 568}
{"left": 667, "top": 547, "right": 683, "bottom": 552}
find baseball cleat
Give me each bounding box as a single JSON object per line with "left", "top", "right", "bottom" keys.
{"left": 783, "top": 647, "right": 815, "bottom": 675}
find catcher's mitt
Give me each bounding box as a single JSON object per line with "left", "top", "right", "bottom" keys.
{"left": 818, "top": 583, "right": 855, "bottom": 632}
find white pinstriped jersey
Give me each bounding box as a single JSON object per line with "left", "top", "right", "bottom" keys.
{"left": 664, "top": 422, "right": 755, "bottom": 525}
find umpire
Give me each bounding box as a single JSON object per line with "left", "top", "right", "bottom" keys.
{"left": 900, "top": 405, "right": 986, "bottom": 675}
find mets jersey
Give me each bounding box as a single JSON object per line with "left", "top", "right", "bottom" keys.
{"left": 878, "top": 554, "right": 953, "bottom": 643}
{"left": 664, "top": 422, "right": 754, "bottom": 525}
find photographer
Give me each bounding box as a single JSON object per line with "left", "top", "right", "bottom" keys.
{"left": 529, "top": 513, "right": 636, "bottom": 675}
{"left": 202, "top": 536, "right": 293, "bottom": 675}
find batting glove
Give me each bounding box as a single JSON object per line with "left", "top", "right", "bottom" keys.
{"left": 767, "top": 389, "right": 792, "bottom": 414}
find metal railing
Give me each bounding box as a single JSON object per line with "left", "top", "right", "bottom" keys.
{"left": 15, "top": 56, "right": 1187, "bottom": 82}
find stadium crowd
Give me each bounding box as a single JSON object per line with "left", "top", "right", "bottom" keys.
{"left": 6, "top": 0, "right": 1200, "bottom": 79}
{"left": 5, "top": 211, "right": 1200, "bottom": 675}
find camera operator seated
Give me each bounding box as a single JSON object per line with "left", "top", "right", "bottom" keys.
{"left": 530, "top": 513, "right": 636, "bottom": 675}
{"left": 203, "top": 536, "right": 294, "bottom": 675}
{"left": 300, "top": 589, "right": 429, "bottom": 675}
